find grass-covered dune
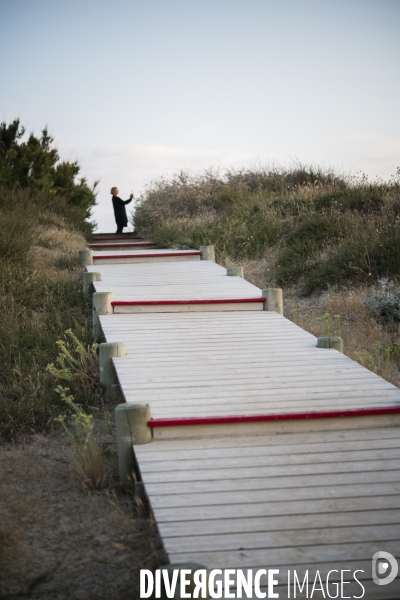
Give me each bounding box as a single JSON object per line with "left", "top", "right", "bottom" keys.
{"left": 134, "top": 165, "right": 400, "bottom": 386}
{"left": 0, "top": 119, "right": 100, "bottom": 441}
{"left": 134, "top": 165, "right": 400, "bottom": 295}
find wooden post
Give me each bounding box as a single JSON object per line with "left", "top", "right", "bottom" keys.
{"left": 79, "top": 248, "right": 93, "bottom": 266}
{"left": 115, "top": 403, "right": 152, "bottom": 487}
{"left": 317, "top": 336, "right": 344, "bottom": 353}
{"left": 99, "top": 342, "right": 126, "bottom": 398}
{"left": 227, "top": 266, "right": 244, "bottom": 277}
{"left": 83, "top": 271, "right": 101, "bottom": 300}
{"left": 92, "top": 291, "right": 113, "bottom": 339}
{"left": 262, "top": 288, "right": 283, "bottom": 315}
{"left": 200, "top": 245, "right": 215, "bottom": 261}
{"left": 158, "top": 564, "right": 209, "bottom": 599}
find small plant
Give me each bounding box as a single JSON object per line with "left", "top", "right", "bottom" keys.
{"left": 354, "top": 342, "right": 400, "bottom": 379}
{"left": 55, "top": 386, "right": 105, "bottom": 491}
{"left": 364, "top": 278, "right": 400, "bottom": 324}
{"left": 46, "top": 328, "right": 99, "bottom": 389}
{"left": 315, "top": 313, "right": 341, "bottom": 337}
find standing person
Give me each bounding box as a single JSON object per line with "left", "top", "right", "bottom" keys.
{"left": 111, "top": 187, "right": 134, "bottom": 233}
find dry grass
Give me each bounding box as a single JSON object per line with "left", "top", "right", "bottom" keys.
{"left": 283, "top": 287, "right": 400, "bottom": 387}
{"left": 31, "top": 225, "right": 86, "bottom": 277}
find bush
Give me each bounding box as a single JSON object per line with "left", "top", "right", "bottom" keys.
{"left": 0, "top": 119, "right": 98, "bottom": 222}
{"left": 301, "top": 229, "right": 400, "bottom": 294}
{"left": 364, "top": 279, "right": 400, "bottom": 324}
{"left": 274, "top": 213, "right": 352, "bottom": 284}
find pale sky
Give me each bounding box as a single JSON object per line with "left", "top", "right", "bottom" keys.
{"left": 1, "top": 0, "right": 399, "bottom": 232}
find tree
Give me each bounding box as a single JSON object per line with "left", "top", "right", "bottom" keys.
{"left": 0, "top": 119, "right": 97, "bottom": 219}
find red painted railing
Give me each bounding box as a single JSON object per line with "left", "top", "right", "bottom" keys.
{"left": 112, "top": 297, "right": 266, "bottom": 307}
{"left": 149, "top": 406, "right": 400, "bottom": 428}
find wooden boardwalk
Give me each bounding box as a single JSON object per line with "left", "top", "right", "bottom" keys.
{"left": 85, "top": 238, "right": 400, "bottom": 598}
{"left": 91, "top": 248, "right": 203, "bottom": 265}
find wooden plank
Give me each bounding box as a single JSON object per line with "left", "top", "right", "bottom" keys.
{"left": 157, "top": 508, "right": 400, "bottom": 537}
{"left": 151, "top": 415, "right": 400, "bottom": 439}
{"left": 117, "top": 370, "right": 391, "bottom": 390}
{"left": 135, "top": 426, "right": 400, "bottom": 453}
{"left": 163, "top": 522, "right": 400, "bottom": 553}
{"left": 113, "top": 302, "right": 264, "bottom": 313}
{"left": 137, "top": 448, "right": 400, "bottom": 473}
{"left": 168, "top": 539, "right": 400, "bottom": 567}
{"left": 136, "top": 435, "right": 400, "bottom": 462}
{"left": 140, "top": 458, "right": 400, "bottom": 485}
{"left": 146, "top": 481, "right": 400, "bottom": 510}
{"left": 93, "top": 254, "right": 201, "bottom": 264}
{"left": 144, "top": 471, "right": 400, "bottom": 498}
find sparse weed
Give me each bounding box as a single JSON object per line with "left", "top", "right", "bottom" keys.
{"left": 354, "top": 342, "right": 400, "bottom": 379}
{"left": 315, "top": 313, "right": 341, "bottom": 337}
{"left": 46, "top": 328, "right": 99, "bottom": 386}
{"left": 55, "top": 386, "right": 105, "bottom": 491}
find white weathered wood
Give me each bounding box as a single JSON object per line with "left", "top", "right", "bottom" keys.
{"left": 317, "top": 335, "right": 344, "bottom": 353}
{"left": 92, "top": 291, "right": 113, "bottom": 338}
{"left": 137, "top": 433, "right": 400, "bottom": 462}
{"left": 115, "top": 403, "right": 152, "bottom": 487}
{"left": 79, "top": 247, "right": 93, "bottom": 266}
{"left": 200, "top": 245, "right": 215, "bottom": 261}
{"left": 99, "top": 342, "right": 126, "bottom": 398}
{"left": 145, "top": 472, "right": 400, "bottom": 501}
{"left": 135, "top": 426, "right": 399, "bottom": 454}
{"left": 113, "top": 302, "right": 264, "bottom": 313}
{"left": 86, "top": 247, "right": 400, "bottom": 586}
{"left": 83, "top": 271, "right": 101, "bottom": 299}
{"left": 262, "top": 287, "right": 283, "bottom": 315}
{"left": 151, "top": 415, "right": 400, "bottom": 439}
{"left": 226, "top": 266, "right": 244, "bottom": 277}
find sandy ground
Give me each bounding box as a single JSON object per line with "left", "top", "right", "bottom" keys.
{"left": 0, "top": 428, "right": 166, "bottom": 600}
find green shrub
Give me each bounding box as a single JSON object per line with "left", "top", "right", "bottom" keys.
{"left": 364, "top": 279, "right": 400, "bottom": 324}
{"left": 0, "top": 119, "right": 98, "bottom": 222}
{"left": 301, "top": 229, "right": 400, "bottom": 294}
{"left": 274, "top": 213, "right": 352, "bottom": 284}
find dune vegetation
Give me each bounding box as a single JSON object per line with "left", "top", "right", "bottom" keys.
{"left": 0, "top": 119, "right": 100, "bottom": 441}
{"left": 134, "top": 165, "right": 400, "bottom": 385}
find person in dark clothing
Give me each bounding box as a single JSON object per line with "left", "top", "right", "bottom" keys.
{"left": 111, "top": 187, "right": 134, "bottom": 233}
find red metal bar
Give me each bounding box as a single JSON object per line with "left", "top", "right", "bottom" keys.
{"left": 112, "top": 297, "right": 266, "bottom": 306}
{"left": 149, "top": 406, "right": 400, "bottom": 428}
{"left": 93, "top": 251, "right": 203, "bottom": 260}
